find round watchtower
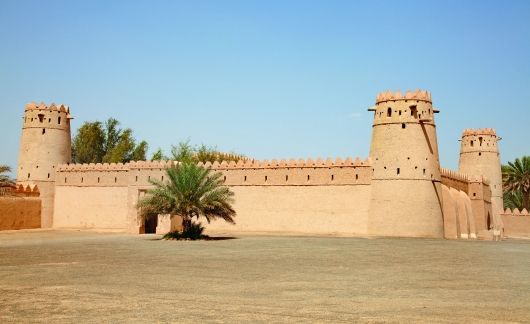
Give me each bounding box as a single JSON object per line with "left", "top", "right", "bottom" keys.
{"left": 17, "top": 102, "right": 73, "bottom": 228}
{"left": 367, "top": 90, "right": 444, "bottom": 238}
{"left": 458, "top": 128, "right": 503, "bottom": 229}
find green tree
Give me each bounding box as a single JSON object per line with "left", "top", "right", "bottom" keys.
{"left": 72, "top": 118, "right": 148, "bottom": 164}
{"left": 151, "top": 148, "right": 165, "bottom": 161}
{"left": 167, "top": 140, "right": 247, "bottom": 164}
{"left": 502, "top": 156, "right": 530, "bottom": 210}
{"left": 72, "top": 121, "right": 105, "bottom": 163}
{"left": 504, "top": 191, "right": 524, "bottom": 210}
{"left": 0, "top": 165, "right": 15, "bottom": 196}
{"left": 137, "top": 162, "right": 236, "bottom": 239}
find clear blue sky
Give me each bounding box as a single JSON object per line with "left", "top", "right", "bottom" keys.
{"left": 1, "top": 0, "right": 529, "bottom": 175}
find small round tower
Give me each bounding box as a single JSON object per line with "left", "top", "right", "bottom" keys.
{"left": 17, "top": 102, "right": 72, "bottom": 228}
{"left": 367, "top": 90, "right": 444, "bottom": 238}
{"left": 458, "top": 128, "right": 503, "bottom": 229}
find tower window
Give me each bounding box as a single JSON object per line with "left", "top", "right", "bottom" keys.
{"left": 265, "top": 175, "right": 268, "bottom": 182}
{"left": 223, "top": 176, "right": 226, "bottom": 182}
{"left": 397, "top": 168, "right": 400, "bottom": 175}
{"left": 58, "top": 117, "right": 61, "bottom": 124}
{"left": 28, "top": 173, "right": 30, "bottom": 179}
{"left": 135, "top": 176, "right": 138, "bottom": 182}
{"left": 64, "top": 177, "right": 67, "bottom": 183}
{"left": 48, "top": 118, "right": 51, "bottom": 123}
{"left": 355, "top": 174, "right": 359, "bottom": 180}
{"left": 38, "top": 114, "right": 44, "bottom": 123}
{"left": 162, "top": 176, "right": 164, "bottom": 181}
{"left": 402, "top": 123, "right": 406, "bottom": 129}
{"left": 307, "top": 175, "right": 310, "bottom": 182}
{"left": 285, "top": 175, "right": 288, "bottom": 182}
{"left": 47, "top": 173, "right": 50, "bottom": 179}
{"left": 410, "top": 105, "right": 417, "bottom": 118}
{"left": 470, "top": 140, "right": 474, "bottom": 147}
{"left": 244, "top": 176, "right": 247, "bottom": 182}
{"left": 97, "top": 177, "right": 100, "bottom": 183}
{"left": 81, "top": 177, "right": 84, "bottom": 183}
{"left": 479, "top": 137, "right": 483, "bottom": 146}
{"left": 479, "top": 152, "right": 482, "bottom": 156}
{"left": 114, "top": 177, "right": 117, "bottom": 183}
{"left": 42, "top": 128, "right": 46, "bottom": 134}
{"left": 387, "top": 107, "right": 392, "bottom": 117}
{"left": 423, "top": 169, "right": 426, "bottom": 175}
{"left": 331, "top": 174, "right": 334, "bottom": 181}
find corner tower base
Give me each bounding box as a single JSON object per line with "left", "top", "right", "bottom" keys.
{"left": 368, "top": 180, "right": 444, "bottom": 238}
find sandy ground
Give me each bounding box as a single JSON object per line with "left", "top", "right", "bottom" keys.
{"left": 0, "top": 230, "right": 529, "bottom": 323}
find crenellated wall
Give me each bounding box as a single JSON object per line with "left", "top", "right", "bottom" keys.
{"left": 0, "top": 184, "right": 41, "bottom": 230}
{"left": 53, "top": 157, "right": 374, "bottom": 235}
{"left": 501, "top": 208, "right": 530, "bottom": 238}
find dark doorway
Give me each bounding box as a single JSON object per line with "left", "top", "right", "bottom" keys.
{"left": 487, "top": 212, "right": 492, "bottom": 230}
{"left": 144, "top": 215, "right": 158, "bottom": 234}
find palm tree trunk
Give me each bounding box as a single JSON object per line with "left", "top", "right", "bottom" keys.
{"left": 524, "top": 190, "right": 530, "bottom": 211}
{"left": 182, "top": 217, "right": 192, "bottom": 233}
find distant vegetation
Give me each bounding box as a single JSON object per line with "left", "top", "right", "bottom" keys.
{"left": 502, "top": 156, "right": 530, "bottom": 210}
{"left": 72, "top": 118, "right": 148, "bottom": 164}
{"left": 151, "top": 140, "right": 248, "bottom": 164}
{"left": 0, "top": 165, "right": 15, "bottom": 196}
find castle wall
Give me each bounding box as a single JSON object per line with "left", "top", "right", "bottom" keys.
{"left": 205, "top": 185, "right": 371, "bottom": 236}
{"left": 53, "top": 167, "right": 130, "bottom": 230}
{"left": 54, "top": 186, "right": 129, "bottom": 230}
{"left": 55, "top": 159, "right": 373, "bottom": 235}
{"left": 500, "top": 209, "right": 530, "bottom": 238}
{"left": 0, "top": 197, "right": 41, "bottom": 230}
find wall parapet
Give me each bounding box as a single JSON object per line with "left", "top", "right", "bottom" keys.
{"left": 501, "top": 208, "right": 530, "bottom": 216}
{"left": 56, "top": 156, "right": 373, "bottom": 187}
{"left": 57, "top": 156, "right": 372, "bottom": 172}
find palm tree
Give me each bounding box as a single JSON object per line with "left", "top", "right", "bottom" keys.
{"left": 137, "top": 162, "right": 236, "bottom": 238}
{"left": 504, "top": 191, "right": 524, "bottom": 210}
{"left": 0, "top": 165, "right": 15, "bottom": 196}
{"left": 502, "top": 156, "right": 530, "bottom": 210}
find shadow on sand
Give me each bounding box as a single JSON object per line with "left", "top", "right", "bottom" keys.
{"left": 141, "top": 234, "right": 237, "bottom": 241}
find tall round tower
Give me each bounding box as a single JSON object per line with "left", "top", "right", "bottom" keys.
{"left": 367, "top": 90, "right": 444, "bottom": 238}
{"left": 17, "top": 102, "right": 72, "bottom": 228}
{"left": 458, "top": 128, "right": 503, "bottom": 230}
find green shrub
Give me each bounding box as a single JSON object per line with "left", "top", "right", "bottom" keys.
{"left": 163, "top": 222, "right": 209, "bottom": 240}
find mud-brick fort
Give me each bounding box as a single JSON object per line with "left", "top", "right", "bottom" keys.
{"left": 2, "top": 89, "right": 530, "bottom": 239}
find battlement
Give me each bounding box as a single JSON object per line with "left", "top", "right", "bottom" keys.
{"left": 57, "top": 156, "right": 372, "bottom": 172}
{"left": 10, "top": 183, "right": 41, "bottom": 197}
{"left": 58, "top": 162, "right": 131, "bottom": 172}
{"left": 25, "top": 102, "right": 71, "bottom": 114}
{"left": 55, "top": 156, "right": 373, "bottom": 188}
{"left": 375, "top": 89, "right": 432, "bottom": 104}
{"left": 462, "top": 128, "right": 497, "bottom": 137}
{"left": 440, "top": 167, "right": 469, "bottom": 182}
{"left": 501, "top": 208, "right": 530, "bottom": 216}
